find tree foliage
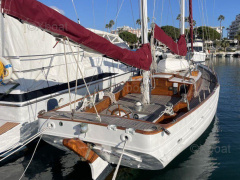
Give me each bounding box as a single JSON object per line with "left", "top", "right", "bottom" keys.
{"left": 119, "top": 31, "right": 138, "bottom": 44}
{"left": 195, "top": 26, "right": 221, "bottom": 40}
{"left": 221, "top": 39, "right": 230, "bottom": 51}
{"left": 235, "top": 31, "right": 240, "bottom": 41}
{"left": 135, "top": 17, "right": 150, "bottom": 27}
{"left": 161, "top": 26, "right": 180, "bottom": 41}
{"left": 105, "top": 20, "right": 115, "bottom": 32}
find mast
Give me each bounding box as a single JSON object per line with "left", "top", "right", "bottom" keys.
{"left": 140, "top": 0, "right": 150, "bottom": 104}
{"left": 180, "top": 0, "right": 185, "bottom": 35}
{"left": 189, "top": 0, "right": 194, "bottom": 52}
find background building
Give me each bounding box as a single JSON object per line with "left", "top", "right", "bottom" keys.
{"left": 111, "top": 26, "right": 141, "bottom": 38}
{"left": 228, "top": 14, "right": 240, "bottom": 39}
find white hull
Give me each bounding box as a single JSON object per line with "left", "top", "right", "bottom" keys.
{"left": 39, "top": 67, "right": 220, "bottom": 171}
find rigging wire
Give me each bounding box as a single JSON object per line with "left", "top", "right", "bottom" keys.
{"left": 74, "top": 47, "right": 81, "bottom": 111}
{"left": 160, "top": 0, "right": 165, "bottom": 27}
{"left": 197, "top": 0, "right": 204, "bottom": 40}
{"left": 168, "top": 0, "right": 178, "bottom": 51}
{"left": 152, "top": 0, "right": 156, "bottom": 23}
{"left": 92, "top": 0, "right": 96, "bottom": 29}
{"left": 202, "top": 0, "right": 210, "bottom": 42}
{"left": 129, "top": 0, "right": 136, "bottom": 29}
{"left": 104, "top": 0, "right": 109, "bottom": 29}
{"left": 66, "top": 37, "right": 101, "bottom": 122}
{"left": 212, "top": 0, "right": 216, "bottom": 41}
{"left": 71, "top": 0, "right": 80, "bottom": 24}
{"left": 63, "top": 40, "right": 73, "bottom": 112}
{"left": 114, "top": 0, "right": 125, "bottom": 26}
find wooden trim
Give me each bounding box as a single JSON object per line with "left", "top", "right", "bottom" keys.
{"left": 0, "top": 122, "right": 19, "bottom": 135}
{"left": 63, "top": 138, "right": 99, "bottom": 163}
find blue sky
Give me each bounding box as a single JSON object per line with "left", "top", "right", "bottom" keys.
{"left": 38, "top": 0, "right": 239, "bottom": 37}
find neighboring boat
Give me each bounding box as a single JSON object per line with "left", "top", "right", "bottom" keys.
{"left": 38, "top": 0, "right": 219, "bottom": 180}
{"left": 225, "top": 52, "right": 234, "bottom": 57}
{"left": 233, "top": 52, "right": 240, "bottom": 58}
{"left": 186, "top": 41, "right": 206, "bottom": 63}
{"left": 0, "top": 0, "right": 137, "bottom": 156}
{"left": 216, "top": 53, "right": 224, "bottom": 58}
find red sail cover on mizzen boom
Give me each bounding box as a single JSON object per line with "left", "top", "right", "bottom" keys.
{"left": 1, "top": 0, "right": 152, "bottom": 70}
{"left": 154, "top": 24, "right": 187, "bottom": 56}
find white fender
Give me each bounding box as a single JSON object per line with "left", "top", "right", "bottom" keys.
{"left": 0, "top": 57, "right": 12, "bottom": 85}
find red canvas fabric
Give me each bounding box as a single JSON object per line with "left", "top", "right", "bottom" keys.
{"left": 154, "top": 24, "right": 187, "bottom": 56}
{"left": 189, "top": 0, "right": 194, "bottom": 52}
{"left": 1, "top": 0, "right": 152, "bottom": 70}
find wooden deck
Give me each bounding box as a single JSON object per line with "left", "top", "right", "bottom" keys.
{"left": 102, "top": 94, "right": 181, "bottom": 122}
{"left": 0, "top": 122, "right": 19, "bottom": 135}
{"left": 39, "top": 111, "right": 164, "bottom": 133}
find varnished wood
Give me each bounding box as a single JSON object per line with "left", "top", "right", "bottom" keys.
{"left": 63, "top": 138, "right": 99, "bottom": 163}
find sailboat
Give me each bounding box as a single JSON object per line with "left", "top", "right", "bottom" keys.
{"left": 27, "top": 0, "right": 217, "bottom": 179}
{"left": 0, "top": 0, "right": 137, "bottom": 157}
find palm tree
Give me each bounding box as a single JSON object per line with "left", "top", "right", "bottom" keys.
{"left": 136, "top": 19, "right": 141, "bottom": 26}
{"left": 218, "top": 15, "right": 225, "bottom": 39}
{"left": 147, "top": 17, "right": 150, "bottom": 23}
{"left": 109, "top": 20, "right": 115, "bottom": 31}
{"left": 221, "top": 39, "right": 230, "bottom": 51}
{"left": 235, "top": 31, "right": 240, "bottom": 45}
{"left": 105, "top": 24, "right": 109, "bottom": 32}
{"left": 176, "top": 14, "right": 181, "bottom": 20}
{"left": 136, "top": 18, "right": 150, "bottom": 28}
{"left": 193, "top": 20, "right": 196, "bottom": 27}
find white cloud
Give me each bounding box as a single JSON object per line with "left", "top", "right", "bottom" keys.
{"left": 50, "top": 6, "right": 65, "bottom": 15}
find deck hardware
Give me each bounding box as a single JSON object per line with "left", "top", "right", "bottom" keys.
{"left": 126, "top": 128, "right": 135, "bottom": 135}
{"left": 38, "top": 110, "right": 46, "bottom": 115}
{"left": 59, "top": 122, "right": 63, "bottom": 126}
{"left": 120, "top": 133, "right": 132, "bottom": 142}
{"left": 161, "top": 127, "right": 171, "bottom": 135}
{"left": 181, "top": 94, "right": 188, "bottom": 103}
{"left": 108, "top": 125, "right": 117, "bottom": 131}
{"left": 58, "top": 98, "right": 64, "bottom": 104}
{"left": 133, "top": 114, "right": 139, "bottom": 119}
{"left": 135, "top": 101, "right": 143, "bottom": 112}
{"left": 164, "top": 102, "right": 174, "bottom": 116}
{"left": 80, "top": 123, "right": 88, "bottom": 133}
{"left": 177, "top": 138, "right": 182, "bottom": 143}
{"left": 173, "top": 83, "right": 178, "bottom": 94}
{"left": 47, "top": 122, "right": 55, "bottom": 129}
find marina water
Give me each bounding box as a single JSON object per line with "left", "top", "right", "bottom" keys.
{"left": 0, "top": 57, "right": 240, "bottom": 180}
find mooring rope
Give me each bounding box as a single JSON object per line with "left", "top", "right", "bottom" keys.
{"left": 18, "top": 134, "right": 43, "bottom": 180}
{"left": 112, "top": 140, "right": 128, "bottom": 180}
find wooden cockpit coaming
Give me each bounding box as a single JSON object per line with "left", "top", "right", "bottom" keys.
{"left": 39, "top": 67, "right": 219, "bottom": 135}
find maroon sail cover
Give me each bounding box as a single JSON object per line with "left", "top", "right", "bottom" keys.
{"left": 154, "top": 24, "right": 187, "bottom": 56}
{"left": 1, "top": 0, "right": 152, "bottom": 70}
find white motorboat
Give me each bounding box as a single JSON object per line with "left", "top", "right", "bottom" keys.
{"left": 186, "top": 41, "right": 206, "bottom": 63}
{"left": 0, "top": 0, "right": 137, "bottom": 156}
